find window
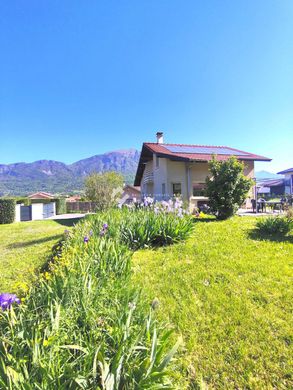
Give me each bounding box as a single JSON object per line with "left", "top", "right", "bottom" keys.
{"left": 162, "top": 183, "right": 166, "bottom": 196}
{"left": 155, "top": 155, "right": 159, "bottom": 168}
{"left": 172, "top": 183, "right": 182, "bottom": 195}
{"left": 192, "top": 183, "right": 206, "bottom": 197}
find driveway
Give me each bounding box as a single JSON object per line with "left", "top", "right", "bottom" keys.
{"left": 48, "top": 213, "right": 87, "bottom": 220}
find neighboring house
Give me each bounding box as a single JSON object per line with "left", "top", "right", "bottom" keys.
{"left": 134, "top": 132, "right": 271, "bottom": 211}
{"left": 119, "top": 185, "right": 141, "bottom": 205}
{"left": 257, "top": 179, "right": 286, "bottom": 196}
{"left": 66, "top": 195, "right": 82, "bottom": 202}
{"left": 28, "top": 191, "right": 54, "bottom": 200}
{"left": 277, "top": 168, "right": 293, "bottom": 194}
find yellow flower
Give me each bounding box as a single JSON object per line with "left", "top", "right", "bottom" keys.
{"left": 43, "top": 272, "right": 51, "bottom": 280}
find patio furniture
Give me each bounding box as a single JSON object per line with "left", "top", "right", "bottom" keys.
{"left": 266, "top": 201, "right": 283, "bottom": 213}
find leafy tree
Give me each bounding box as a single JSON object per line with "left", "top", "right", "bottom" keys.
{"left": 206, "top": 156, "right": 253, "bottom": 220}
{"left": 84, "top": 171, "right": 124, "bottom": 210}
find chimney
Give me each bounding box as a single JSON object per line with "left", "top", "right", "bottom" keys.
{"left": 156, "top": 131, "right": 164, "bottom": 144}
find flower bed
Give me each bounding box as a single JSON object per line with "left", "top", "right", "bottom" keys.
{"left": 0, "top": 205, "right": 193, "bottom": 388}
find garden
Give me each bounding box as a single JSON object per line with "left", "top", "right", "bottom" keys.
{"left": 0, "top": 159, "right": 292, "bottom": 389}
{"left": 0, "top": 201, "right": 194, "bottom": 389}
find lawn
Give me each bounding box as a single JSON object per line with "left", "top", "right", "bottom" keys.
{"left": 0, "top": 219, "right": 75, "bottom": 294}
{"left": 132, "top": 217, "right": 293, "bottom": 389}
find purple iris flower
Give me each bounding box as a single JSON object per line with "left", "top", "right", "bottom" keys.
{"left": 103, "top": 223, "right": 108, "bottom": 230}
{"left": 84, "top": 236, "right": 89, "bottom": 243}
{"left": 0, "top": 293, "right": 20, "bottom": 310}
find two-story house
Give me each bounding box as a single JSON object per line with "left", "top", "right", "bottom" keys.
{"left": 134, "top": 132, "right": 271, "bottom": 211}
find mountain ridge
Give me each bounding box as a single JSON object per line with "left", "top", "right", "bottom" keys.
{"left": 0, "top": 149, "right": 140, "bottom": 196}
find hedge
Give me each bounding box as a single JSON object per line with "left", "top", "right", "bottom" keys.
{"left": 0, "top": 199, "right": 16, "bottom": 224}
{"left": 55, "top": 198, "right": 67, "bottom": 215}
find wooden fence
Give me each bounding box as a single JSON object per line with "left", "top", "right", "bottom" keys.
{"left": 66, "top": 201, "right": 98, "bottom": 213}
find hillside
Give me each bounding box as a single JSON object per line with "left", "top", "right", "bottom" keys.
{"left": 0, "top": 149, "right": 140, "bottom": 196}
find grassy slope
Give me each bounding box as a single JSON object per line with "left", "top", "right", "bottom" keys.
{"left": 132, "top": 217, "right": 293, "bottom": 389}
{"left": 0, "top": 220, "right": 71, "bottom": 293}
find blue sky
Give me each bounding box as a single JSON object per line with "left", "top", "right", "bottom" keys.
{"left": 0, "top": 1, "right": 292, "bottom": 172}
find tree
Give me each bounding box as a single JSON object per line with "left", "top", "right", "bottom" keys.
{"left": 206, "top": 156, "right": 253, "bottom": 220}
{"left": 84, "top": 171, "right": 124, "bottom": 210}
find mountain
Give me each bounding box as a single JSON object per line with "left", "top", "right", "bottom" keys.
{"left": 0, "top": 149, "right": 140, "bottom": 196}
{"left": 255, "top": 170, "right": 283, "bottom": 180}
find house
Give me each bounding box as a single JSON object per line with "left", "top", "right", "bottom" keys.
{"left": 66, "top": 195, "right": 82, "bottom": 202}
{"left": 119, "top": 185, "right": 141, "bottom": 205}
{"left": 257, "top": 179, "right": 286, "bottom": 196}
{"left": 134, "top": 132, "right": 271, "bottom": 211}
{"left": 277, "top": 168, "right": 293, "bottom": 194}
{"left": 28, "top": 191, "right": 54, "bottom": 200}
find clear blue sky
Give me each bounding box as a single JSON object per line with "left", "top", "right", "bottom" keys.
{"left": 0, "top": 1, "right": 292, "bottom": 172}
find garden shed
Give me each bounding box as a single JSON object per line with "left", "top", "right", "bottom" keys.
{"left": 15, "top": 202, "right": 56, "bottom": 222}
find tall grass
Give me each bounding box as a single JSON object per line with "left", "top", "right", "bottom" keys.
{"left": 0, "top": 208, "right": 193, "bottom": 389}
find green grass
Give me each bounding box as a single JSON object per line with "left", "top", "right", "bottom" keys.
{"left": 132, "top": 217, "right": 293, "bottom": 389}
{"left": 0, "top": 220, "right": 73, "bottom": 293}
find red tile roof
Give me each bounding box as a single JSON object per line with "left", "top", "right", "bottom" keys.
{"left": 143, "top": 143, "right": 271, "bottom": 162}
{"left": 28, "top": 191, "right": 54, "bottom": 199}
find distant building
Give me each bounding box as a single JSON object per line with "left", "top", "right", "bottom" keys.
{"left": 257, "top": 179, "right": 286, "bottom": 196}
{"left": 277, "top": 168, "right": 293, "bottom": 194}
{"left": 119, "top": 185, "right": 141, "bottom": 205}
{"left": 66, "top": 195, "right": 82, "bottom": 202}
{"left": 28, "top": 191, "right": 54, "bottom": 200}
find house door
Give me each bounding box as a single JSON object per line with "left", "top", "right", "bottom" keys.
{"left": 43, "top": 203, "right": 55, "bottom": 219}
{"left": 20, "top": 206, "right": 32, "bottom": 221}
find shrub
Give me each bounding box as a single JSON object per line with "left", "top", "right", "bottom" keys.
{"left": 55, "top": 198, "right": 67, "bottom": 215}
{"left": 15, "top": 197, "right": 31, "bottom": 206}
{"left": 0, "top": 207, "right": 193, "bottom": 388}
{"left": 206, "top": 156, "right": 253, "bottom": 220}
{"left": 256, "top": 216, "right": 293, "bottom": 235}
{"left": 0, "top": 198, "right": 16, "bottom": 224}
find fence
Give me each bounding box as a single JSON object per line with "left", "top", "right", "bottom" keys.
{"left": 66, "top": 201, "right": 98, "bottom": 213}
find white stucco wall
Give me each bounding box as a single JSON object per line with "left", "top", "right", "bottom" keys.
{"left": 31, "top": 203, "right": 44, "bottom": 220}
{"left": 15, "top": 204, "right": 21, "bottom": 222}
{"left": 166, "top": 160, "right": 188, "bottom": 200}
{"left": 153, "top": 157, "right": 168, "bottom": 199}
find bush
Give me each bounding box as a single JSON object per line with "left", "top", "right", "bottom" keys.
{"left": 55, "top": 198, "right": 67, "bottom": 215}
{"left": 15, "top": 197, "right": 31, "bottom": 206}
{"left": 0, "top": 207, "right": 193, "bottom": 388}
{"left": 256, "top": 216, "right": 293, "bottom": 235}
{"left": 84, "top": 171, "right": 123, "bottom": 210}
{"left": 0, "top": 199, "right": 16, "bottom": 224}
{"left": 206, "top": 156, "right": 253, "bottom": 220}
